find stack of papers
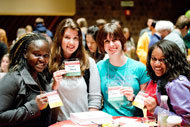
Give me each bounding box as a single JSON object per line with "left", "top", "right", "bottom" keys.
{"left": 114, "top": 117, "right": 149, "bottom": 127}
{"left": 70, "top": 111, "right": 113, "bottom": 125}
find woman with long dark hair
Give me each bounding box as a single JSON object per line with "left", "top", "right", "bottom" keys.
{"left": 145, "top": 40, "right": 190, "bottom": 126}
{"left": 85, "top": 25, "right": 106, "bottom": 62}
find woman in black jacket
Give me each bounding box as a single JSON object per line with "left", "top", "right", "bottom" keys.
{"left": 0, "top": 33, "right": 52, "bottom": 127}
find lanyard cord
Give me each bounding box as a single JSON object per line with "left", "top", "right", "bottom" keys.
{"left": 107, "top": 59, "right": 127, "bottom": 87}
{"left": 108, "top": 61, "right": 109, "bottom": 86}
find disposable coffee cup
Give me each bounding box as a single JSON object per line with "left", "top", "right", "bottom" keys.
{"left": 167, "top": 116, "right": 182, "bottom": 127}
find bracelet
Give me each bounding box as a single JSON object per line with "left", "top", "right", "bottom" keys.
{"left": 132, "top": 94, "right": 136, "bottom": 101}
{"left": 129, "top": 94, "right": 136, "bottom": 102}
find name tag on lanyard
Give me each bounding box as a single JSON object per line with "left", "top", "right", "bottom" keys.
{"left": 108, "top": 86, "right": 123, "bottom": 101}
{"left": 65, "top": 60, "right": 81, "bottom": 76}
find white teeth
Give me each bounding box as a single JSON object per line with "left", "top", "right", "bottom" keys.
{"left": 109, "top": 48, "right": 116, "bottom": 51}
{"left": 68, "top": 46, "right": 74, "bottom": 49}
{"left": 155, "top": 68, "right": 161, "bottom": 71}
{"left": 38, "top": 64, "right": 45, "bottom": 67}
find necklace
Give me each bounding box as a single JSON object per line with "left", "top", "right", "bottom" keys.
{"left": 107, "top": 58, "right": 128, "bottom": 86}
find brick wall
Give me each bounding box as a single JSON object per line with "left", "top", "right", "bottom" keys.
{"left": 74, "top": 0, "right": 189, "bottom": 44}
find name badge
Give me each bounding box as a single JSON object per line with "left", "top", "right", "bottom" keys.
{"left": 65, "top": 60, "right": 81, "bottom": 76}
{"left": 108, "top": 86, "right": 123, "bottom": 101}
{"left": 132, "top": 91, "right": 148, "bottom": 109}
{"left": 46, "top": 91, "right": 63, "bottom": 108}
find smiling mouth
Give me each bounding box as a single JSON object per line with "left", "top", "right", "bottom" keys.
{"left": 109, "top": 48, "right": 117, "bottom": 53}
{"left": 154, "top": 68, "right": 161, "bottom": 71}
{"left": 154, "top": 69, "right": 163, "bottom": 75}
{"left": 37, "top": 64, "right": 46, "bottom": 69}
{"left": 67, "top": 46, "right": 75, "bottom": 50}
{"left": 89, "top": 48, "right": 95, "bottom": 52}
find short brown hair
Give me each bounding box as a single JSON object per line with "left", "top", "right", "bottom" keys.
{"left": 96, "top": 23, "right": 127, "bottom": 53}
{"left": 175, "top": 15, "right": 190, "bottom": 29}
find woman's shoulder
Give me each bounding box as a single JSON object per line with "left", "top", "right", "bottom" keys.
{"left": 96, "top": 59, "right": 109, "bottom": 72}
{"left": 88, "top": 56, "right": 95, "bottom": 63}
{"left": 0, "top": 71, "right": 21, "bottom": 90}
{"left": 1, "top": 71, "right": 19, "bottom": 79}
{"left": 127, "top": 58, "right": 146, "bottom": 68}
{"left": 88, "top": 56, "right": 97, "bottom": 67}
{"left": 97, "top": 58, "right": 108, "bottom": 66}
{"left": 167, "top": 75, "right": 190, "bottom": 88}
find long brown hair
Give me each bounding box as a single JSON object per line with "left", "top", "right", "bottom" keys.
{"left": 49, "top": 18, "right": 89, "bottom": 75}
{"left": 0, "top": 28, "right": 8, "bottom": 47}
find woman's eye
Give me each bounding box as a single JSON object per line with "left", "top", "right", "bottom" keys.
{"left": 43, "top": 54, "right": 49, "bottom": 58}
{"left": 104, "top": 40, "right": 109, "bottom": 43}
{"left": 160, "top": 59, "right": 165, "bottom": 62}
{"left": 113, "top": 39, "right": 117, "bottom": 42}
{"left": 34, "top": 53, "right": 41, "bottom": 57}
{"left": 151, "top": 57, "right": 157, "bottom": 61}
{"left": 64, "top": 36, "right": 70, "bottom": 39}
{"left": 74, "top": 37, "right": 79, "bottom": 40}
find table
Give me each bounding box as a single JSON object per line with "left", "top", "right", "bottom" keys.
{"left": 49, "top": 116, "right": 145, "bottom": 127}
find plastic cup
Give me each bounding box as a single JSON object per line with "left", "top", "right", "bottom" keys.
{"left": 167, "top": 116, "right": 182, "bottom": 127}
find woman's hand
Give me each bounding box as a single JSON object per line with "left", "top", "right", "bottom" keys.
{"left": 36, "top": 93, "right": 48, "bottom": 110}
{"left": 88, "top": 108, "right": 99, "bottom": 111}
{"left": 144, "top": 96, "right": 157, "bottom": 113}
{"left": 52, "top": 70, "right": 67, "bottom": 90}
{"left": 120, "top": 86, "right": 134, "bottom": 101}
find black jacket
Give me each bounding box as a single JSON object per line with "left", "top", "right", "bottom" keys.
{"left": 0, "top": 68, "right": 52, "bottom": 127}
{"left": 0, "top": 41, "right": 8, "bottom": 62}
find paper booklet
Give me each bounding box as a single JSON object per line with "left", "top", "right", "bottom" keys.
{"left": 70, "top": 111, "right": 113, "bottom": 125}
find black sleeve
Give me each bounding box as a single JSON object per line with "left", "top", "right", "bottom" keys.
{"left": 0, "top": 73, "right": 40, "bottom": 126}
{"left": 0, "top": 42, "right": 8, "bottom": 62}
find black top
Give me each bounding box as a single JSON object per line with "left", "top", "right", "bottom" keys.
{"left": 0, "top": 41, "right": 8, "bottom": 62}
{"left": 0, "top": 67, "right": 52, "bottom": 127}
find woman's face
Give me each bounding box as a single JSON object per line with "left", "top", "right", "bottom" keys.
{"left": 0, "top": 30, "right": 6, "bottom": 42}
{"left": 104, "top": 35, "right": 122, "bottom": 56}
{"left": 124, "top": 31, "right": 129, "bottom": 40}
{"left": 150, "top": 47, "right": 167, "bottom": 77}
{"left": 86, "top": 34, "right": 97, "bottom": 53}
{"left": 0, "top": 55, "right": 9, "bottom": 72}
{"left": 24, "top": 40, "right": 49, "bottom": 73}
{"left": 62, "top": 28, "right": 79, "bottom": 59}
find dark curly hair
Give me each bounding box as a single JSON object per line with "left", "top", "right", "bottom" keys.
{"left": 9, "top": 33, "right": 48, "bottom": 72}
{"left": 146, "top": 40, "right": 190, "bottom": 93}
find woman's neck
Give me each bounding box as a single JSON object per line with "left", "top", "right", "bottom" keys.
{"left": 109, "top": 52, "right": 127, "bottom": 67}
{"left": 25, "top": 64, "right": 38, "bottom": 80}
{"left": 27, "top": 67, "right": 37, "bottom": 80}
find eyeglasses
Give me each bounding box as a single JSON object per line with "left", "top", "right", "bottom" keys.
{"left": 151, "top": 57, "right": 165, "bottom": 64}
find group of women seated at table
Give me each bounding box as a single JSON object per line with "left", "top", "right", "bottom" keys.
{"left": 0, "top": 18, "right": 189, "bottom": 127}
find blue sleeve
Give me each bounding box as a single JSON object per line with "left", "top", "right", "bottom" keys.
{"left": 96, "top": 60, "right": 104, "bottom": 75}
{"left": 138, "top": 62, "right": 150, "bottom": 85}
